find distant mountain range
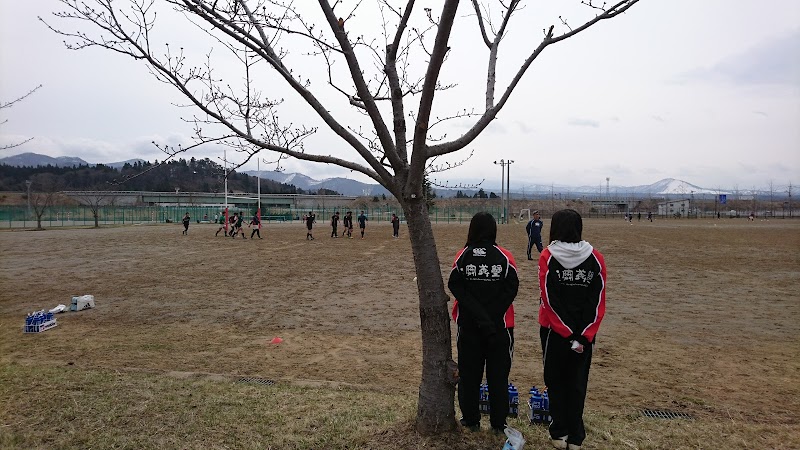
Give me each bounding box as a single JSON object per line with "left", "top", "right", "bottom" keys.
{"left": 0, "top": 152, "right": 145, "bottom": 170}
{"left": 244, "top": 170, "right": 392, "bottom": 197}
{"left": 246, "top": 170, "right": 726, "bottom": 197}
{"left": 0, "top": 152, "right": 773, "bottom": 197}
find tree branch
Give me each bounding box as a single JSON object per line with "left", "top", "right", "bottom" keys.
{"left": 317, "top": 0, "right": 403, "bottom": 178}
{"left": 407, "top": 0, "right": 459, "bottom": 199}
{"left": 429, "top": 0, "right": 638, "bottom": 158}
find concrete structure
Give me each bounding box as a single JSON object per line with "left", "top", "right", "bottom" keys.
{"left": 589, "top": 199, "right": 637, "bottom": 213}
{"left": 62, "top": 191, "right": 358, "bottom": 210}
{"left": 657, "top": 198, "right": 692, "bottom": 217}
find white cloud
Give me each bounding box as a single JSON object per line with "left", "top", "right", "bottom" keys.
{"left": 1, "top": 0, "right": 798, "bottom": 191}
{"left": 567, "top": 118, "right": 600, "bottom": 128}
{"left": 674, "top": 29, "right": 800, "bottom": 87}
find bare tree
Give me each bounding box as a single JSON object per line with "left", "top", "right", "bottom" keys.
{"left": 1, "top": 85, "right": 42, "bottom": 150}
{"left": 72, "top": 189, "right": 119, "bottom": 227}
{"left": 45, "top": 0, "right": 640, "bottom": 434}
{"left": 28, "top": 175, "right": 59, "bottom": 230}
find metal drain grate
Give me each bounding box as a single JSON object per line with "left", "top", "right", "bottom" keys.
{"left": 236, "top": 377, "right": 275, "bottom": 386}
{"left": 641, "top": 409, "right": 692, "bottom": 420}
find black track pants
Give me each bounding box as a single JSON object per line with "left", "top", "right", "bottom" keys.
{"left": 527, "top": 236, "right": 542, "bottom": 258}
{"left": 457, "top": 326, "right": 514, "bottom": 430}
{"left": 540, "top": 326, "right": 593, "bottom": 446}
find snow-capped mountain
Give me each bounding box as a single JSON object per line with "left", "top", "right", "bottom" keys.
{"left": 630, "top": 179, "right": 718, "bottom": 195}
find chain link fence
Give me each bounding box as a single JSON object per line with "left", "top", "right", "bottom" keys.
{"left": 0, "top": 205, "right": 514, "bottom": 229}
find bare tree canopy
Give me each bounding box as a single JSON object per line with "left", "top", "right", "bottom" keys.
{"left": 46, "top": 0, "right": 639, "bottom": 434}
{"left": 1, "top": 84, "right": 42, "bottom": 150}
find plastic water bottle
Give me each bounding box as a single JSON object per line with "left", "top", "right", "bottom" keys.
{"left": 508, "top": 383, "right": 519, "bottom": 417}
{"left": 530, "top": 387, "right": 542, "bottom": 423}
{"left": 478, "top": 383, "right": 484, "bottom": 414}
{"left": 542, "top": 389, "right": 551, "bottom": 423}
{"left": 480, "top": 382, "right": 490, "bottom": 414}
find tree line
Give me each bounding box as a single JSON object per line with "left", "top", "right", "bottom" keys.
{"left": 0, "top": 157, "right": 338, "bottom": 195}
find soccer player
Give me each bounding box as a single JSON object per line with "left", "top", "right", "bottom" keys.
{"left": 343, "top": 211, "right": 354, "bottom": 238}
{"left": 182, "top": 212, "right": 191, "bottom": 235}
{"left": 331, "top": 211, "right": 340, "bottom": 238}
{"left": 391, "top": 213, "right": 400, "bottom": 238}
{"left": 538, "top": 209, "right": 606, "bottom": 450}
{"left": 230, "top": 212, "right": 246, "bottom": 239}
{"left": 526, "top": 210, "right": 543, "bottom": 260}
{"left": 305, "top": 211, "right": 316, "bottom": 240}
{"left": 249, "top": 214, "right": 262, "bottom": 239}
{"left": 357, "top": 210, "right": 368, "bottom": 239}
{"left": 215, "top": 211, "right": 228, "bottom": 236}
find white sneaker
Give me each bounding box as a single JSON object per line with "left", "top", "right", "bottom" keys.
{"left": 551, "top": 436, "right": 568, "bottom": 449}
{"left": 567, "top": 444, "right": 581, "bottom": 450}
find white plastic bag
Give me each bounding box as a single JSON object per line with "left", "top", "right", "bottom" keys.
{"left": 501, "top": 426, "right": 525, "bottom": 450}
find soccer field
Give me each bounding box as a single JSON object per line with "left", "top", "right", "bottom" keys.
{"left": 1, "top": 218, "right": 798, "bottom": 448}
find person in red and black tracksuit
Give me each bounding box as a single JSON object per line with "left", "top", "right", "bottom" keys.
{"left": 538, "top": 209, "right": 606, "bottom": 450}
{"left": 448, "top": 212, "right": 519, "bottom": 434}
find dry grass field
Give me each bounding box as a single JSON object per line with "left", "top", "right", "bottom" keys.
{"left": 1, "top": 217, "right": 798, "bottom": 449}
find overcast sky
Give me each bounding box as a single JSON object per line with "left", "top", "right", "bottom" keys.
{"left": 1, "top": 1, "right": 798, "bottom": 192}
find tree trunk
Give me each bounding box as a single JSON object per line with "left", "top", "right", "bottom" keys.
{"left": 402, "top": 199, "right": 458, "bottom": 434}
{"left": 94, "top": 212, "right": 100, "bottom": 228}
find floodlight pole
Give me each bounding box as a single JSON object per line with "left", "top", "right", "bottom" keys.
{"left": 494, "top": 160, "right": 504, "bottom": 222}
{"left": 257, "top": 158, "right": 262, "bottom": 230}
{"left": 506, "top": 160, "right": 514, "bottom": 224}
{"left": 222, "top": 149, "right": 229, "bottom": 233}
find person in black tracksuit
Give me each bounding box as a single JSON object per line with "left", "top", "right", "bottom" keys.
{"left": 448, "top": 212, "right": 519, "bottom": 434}
{"left": 538, "top": 209, "right": 606, "bottom": 450}
{"left": 331, "top": 212, "right": 340, "bottom": 238}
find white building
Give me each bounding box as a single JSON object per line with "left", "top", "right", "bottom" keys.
{"left": 657, "top": 198, "right": 691, "bottom": 217}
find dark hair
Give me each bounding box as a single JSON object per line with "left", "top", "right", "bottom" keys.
{"left": 466, "top": 212, "right": 497, "bottom": 246}
{"left": 549, "top": 209, "right": 583, "bottom": 243}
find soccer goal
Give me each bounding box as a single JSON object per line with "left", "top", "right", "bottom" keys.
{"left": 518, "top": 209, "right": 530, "bottom": 223}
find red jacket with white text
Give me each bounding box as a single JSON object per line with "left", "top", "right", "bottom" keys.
{"left": 538, "top": 241, "right": 606, "bottom": 345}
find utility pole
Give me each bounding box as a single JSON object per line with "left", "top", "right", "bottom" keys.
{"left": 506, "top": 160, "right": 514, "bottom": 224}
{"left": 494, "top": 160, "right": 505, "bottom": 223}
{"left": 788, "top": 182, "right": 793, "bottom": 218}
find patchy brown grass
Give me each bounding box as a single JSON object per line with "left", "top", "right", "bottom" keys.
{"left": 1, "top": 218, "right": 799, "bottom": 449}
